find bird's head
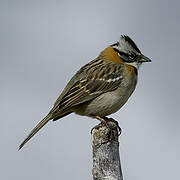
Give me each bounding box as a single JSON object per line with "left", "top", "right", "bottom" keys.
{"left": 111, "top": 35, "right": 151, "bottom": 69}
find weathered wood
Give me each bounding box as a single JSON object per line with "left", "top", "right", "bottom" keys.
{"left": 91, "top": 118, "right": 123, "bottom": 180}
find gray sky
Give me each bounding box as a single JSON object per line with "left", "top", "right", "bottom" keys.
{"left": 1, "top": 0, "right": 180, "bottom": 179}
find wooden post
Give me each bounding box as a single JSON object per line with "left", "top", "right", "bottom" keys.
{"left": 91, "top": 118, "right": 123, "bottom": 180}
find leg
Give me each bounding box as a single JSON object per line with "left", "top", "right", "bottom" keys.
{"left": 91, "top": 116, "right": 108, "bottom": 134}
{"left": 94, "top": 116, "right": 107, "bottom": 124}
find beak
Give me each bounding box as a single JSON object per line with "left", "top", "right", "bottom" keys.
{"left": 139, "top": 54, "right": 152, "bottom": 62}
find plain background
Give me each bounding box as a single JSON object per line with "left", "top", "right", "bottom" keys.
{"left": 1, "top": 0, "right": 180, "bottom": 179}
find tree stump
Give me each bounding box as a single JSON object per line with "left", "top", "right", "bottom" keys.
{"left": 91, "top": 118, "right": 123, "bottom": 180}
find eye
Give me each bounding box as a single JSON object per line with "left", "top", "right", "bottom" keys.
{"left": 128, "top": 53, "right": 136, "bottom": 60}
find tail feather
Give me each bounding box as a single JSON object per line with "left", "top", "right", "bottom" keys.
{"left": 19, "top": 114, "right": 52, "bottom": 150}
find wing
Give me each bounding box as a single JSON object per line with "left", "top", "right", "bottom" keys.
{"left": 50, "top": 58, "right": 124, "bottom": 114}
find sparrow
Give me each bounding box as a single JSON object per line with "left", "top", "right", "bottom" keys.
{"left": 19, "top": 35, "right": 151, "bottom": 150}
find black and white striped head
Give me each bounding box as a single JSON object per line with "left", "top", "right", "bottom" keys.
{"left": 111, "top": 35, "right": 151, "bottom": 69}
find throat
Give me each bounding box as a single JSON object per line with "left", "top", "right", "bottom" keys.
{"left": 126, "top": 62, "right": 142, "bottom": 69}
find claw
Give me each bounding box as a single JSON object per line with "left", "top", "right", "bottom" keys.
{"left": 91, "top": 116, "right": 122, "bottom": 136}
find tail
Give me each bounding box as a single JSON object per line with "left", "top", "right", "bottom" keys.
{"left": 19, "top": 114, "right": 52, "bottom": 150}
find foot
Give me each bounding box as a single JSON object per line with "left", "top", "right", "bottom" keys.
{"left": 107, "top": 117, "right": 122, "bottom": 135}
{"left": 91, "top": 116, "right": 121, "bottom": 136}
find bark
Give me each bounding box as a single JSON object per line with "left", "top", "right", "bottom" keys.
{"left": 91, "top": 118, "right": 123, "bottom": 180}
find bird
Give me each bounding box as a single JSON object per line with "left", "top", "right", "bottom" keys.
{"left": 19, "top": 35, "right": 151, "bottom": 150}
